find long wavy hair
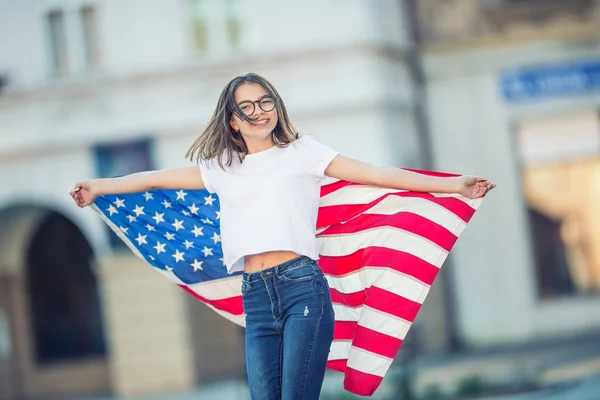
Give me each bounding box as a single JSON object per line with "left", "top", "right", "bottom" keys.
{"left": 185, "top": 73, "right": 299, "bottom": 168}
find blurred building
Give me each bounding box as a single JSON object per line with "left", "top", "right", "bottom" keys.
{"left": 1, "top": 1, "right": 600, "bottom": 399}
{"left": 416, "top": 0, "right": 600, "bottom": 348}
{"left": 0, "top": 1, "right": 423, "bottom": 398}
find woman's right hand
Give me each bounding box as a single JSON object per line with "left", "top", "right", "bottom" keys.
{"left": 70, "top": 180, "right": 99, "bottom": 208}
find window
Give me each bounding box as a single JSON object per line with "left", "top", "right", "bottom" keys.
{"left": 46, "top": 10, "right": 68, "bottom": 76}
{"left": 517, "top": 111, "right": 600, "bottom": 299}
{"left": 225, "top": 0, "right": 241, "bottom": 49}
{"left": 188, "top": 0, "right": 242, "bottom": 54}
{"left": 27, "top": 212, "right": 107, "bottom": 364}
{"left": 189, "top": 0, "right": 208, "bottom": 52}
{"left": 95, "top": 139, "right": 155, "bottom": 249}
{"left": 80, "top": 5, "right": 100, "bottom": 70}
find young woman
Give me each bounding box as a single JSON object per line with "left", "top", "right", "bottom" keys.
{"left": 70, "top": 73, "right": 495, "bottom": 400}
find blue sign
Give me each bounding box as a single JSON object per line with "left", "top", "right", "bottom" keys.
{"left": 500, "top": 60, "right": 600, "bottom": 102}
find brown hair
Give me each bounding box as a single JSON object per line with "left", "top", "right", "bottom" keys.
{"left": 185, "top": 73, "right": 299, "bottom": 167}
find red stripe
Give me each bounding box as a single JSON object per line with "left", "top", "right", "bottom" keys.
{"left": 366, "top": 286, "right": 422, "bottom": 321}
{"left": 333, "top": 324, "right": 405, "bottom": 360}
{"left": 327, "top": 359, "right": 347, "bottom": 372}
{"left": 330, "top": 287, "right": 423, "bottom": 323}
{"left": 317, "top": 191, "right": 475, "bottom": 229}
{"left": 319, "top": 211, "right": 457, "bottom": 251}
{"left": 344, "top": 367, "right": 384, "bottom": 396}
{"left": 320, "top": 180, "right": 357, "bottom": 197}
{"left": 319, "top": 247, "right": 440, "bottom": 285}
{"left": 330, "top": 288, "right": 366, "bottom": 308}
{"left": 352, "top": 325, "right": 403, "bottom": 359}
{"left": 179, "top": 286, "right": 244, "bottom": 315}
{"left": 333, "top": 320, "right": 359, "bottom": 340}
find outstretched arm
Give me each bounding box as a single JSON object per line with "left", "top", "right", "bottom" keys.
{"left": 70, "top": 166, "right": 205, "bottom": 207}
{"left": 324, "top": 155, "right": 495, "bottom": 199}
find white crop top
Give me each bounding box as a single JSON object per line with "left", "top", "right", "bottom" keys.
{"left": 198, "top": 136, "right": 339, "bottom": 273}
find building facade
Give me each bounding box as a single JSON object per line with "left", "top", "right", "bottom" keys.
{"left": 416, "top": 0, "right": 600, "bottom": 346}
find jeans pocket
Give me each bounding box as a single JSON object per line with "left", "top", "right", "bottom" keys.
{"left": 241, "top": 277, "right": 251, "bottom": 295}
{"left": 280, "top": 263, "right": 316, "bottom": 282}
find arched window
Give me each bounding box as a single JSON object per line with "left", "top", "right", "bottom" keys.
{"left": 26, "top": 212, "right": 106, "bottom": 364}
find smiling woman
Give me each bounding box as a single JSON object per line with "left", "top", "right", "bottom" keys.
{"left": 185, "top": 74, "right": 299, "bottom": 169}
{"left": 70, "top": 72, "right": 494, "bottom": 400}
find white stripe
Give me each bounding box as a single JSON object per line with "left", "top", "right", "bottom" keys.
{"left": 185, "top": 275, "right": 243, "bottom": 300}
{"left": 328, "top": 340, "right": 351, "bottom": 361}
{"left": 154, "top": 267, "right": 185, "bottom": 285}
{"left": 332, "top": 304, "right": 413, "bottom": 340}
{"left": 358, "top": 196, "right": 468, "bottom": 233}
{"left": 320, "top": 185, "right": 474, "bottom": 208}
{"left": 326, "top": 267, "right": 430, "bottom": 301}
{"left": 333, "top": 303, "right": 362, "bottom": 321}
{"left": 319, "top": 227, "right": 448, "bottom": 266}
{"left": 328, "top": 340, "right": 394, "bottom": 378}
{"left": 346, "top": 347, "right": 393, "bottom": 377}
{"left": 358, "top": 306, "right": 412, "bottom": 339}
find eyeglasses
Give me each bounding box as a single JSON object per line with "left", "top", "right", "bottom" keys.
{"left": 237, "top": 96, "right": 276, "bottom": 116}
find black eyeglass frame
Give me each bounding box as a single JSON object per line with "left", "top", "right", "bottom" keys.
{"left": 236, "top": 96, "right": 277, "bottom": 117}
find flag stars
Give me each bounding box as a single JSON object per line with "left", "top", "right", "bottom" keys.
{"left": 188, "top": 203, "right": 199, "bottom": 215}
{"left": 107, "top": 205, "right": 118, "bottom": 216}
{"left": 154, "top": 241, "right": 166, "bottom": 255}
{"left": 172, "top": 250, "right": 185, "bottom": 263}
{"left": 191, "top": 259, "right": 203, "bottom": 271}
{"left": 143, "top": 192, "right": 153, "bottom": 201}
{"left": 204, "top": 195, "right": 215, "bottom": 206}
{"left": 145, "top": 224, "right": 156, "bottom": 232}
{"left": 172, "top": 219, "right": 184, "bottom": 231}
{"left": 215, "top": 211, "right": 221, "bottom": 220}
{"left": 133, "top": 205, "right": 145, "bottom": 216}
{"left": 152, "top": 212, "right": 165, "bottom": 224}
{"left": 114, "top": 198, "right": 125, "bottom": 208}
{"left": 162, "top": 200, "right": 172, "bottom": 209}
{"left": 164, "top": 232, "right": 175, "bottom": 241}
{"left": 201, "top": 218, "right": 214, "bottom": 226}
{"left": 126, "top": 215, "right": 137, "bottom": 223}
{"left": 166, "top": 266, "right": 173, "bottom": 272}
{"left": 119, "top": 226, "right": 129, "bottom": 235}
{"left": 182, "top": 211, "right": 190, "bottom": 216}
{"left": 192, "top": 225, "right": 204, "bottom": 237}
{"left": 201, "top": 246, "right": 213, "bottom": 257}
{"left": 211, "top": 233, "right": 221, "bottom": 244}
{"left": 183, "top": 240, "right": 194, "bottom": 249}
{"left": 135, "top": 233, "right": 147, "bottom": 245}
{"left": 176, "top": 190, "right": 187, "bottom": 201}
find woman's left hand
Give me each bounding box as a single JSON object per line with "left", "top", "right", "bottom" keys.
{"left": 456, "top": 176, "right": 496, "bottom": 199}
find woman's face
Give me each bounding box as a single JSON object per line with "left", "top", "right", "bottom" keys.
{"left": 230, "top": 83, "right": 279, "bottom": 142}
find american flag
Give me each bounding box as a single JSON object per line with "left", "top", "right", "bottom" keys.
{"left": 91, "top": 169, "right": 482, "bottom": 396}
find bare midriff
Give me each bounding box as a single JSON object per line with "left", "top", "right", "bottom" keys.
{"left": 244, "top": 250, "right": 301, "bottom": 273}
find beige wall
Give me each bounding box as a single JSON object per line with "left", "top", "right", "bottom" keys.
{"left": 97, "top": 254, "right": 196, "bottom": 396}
{"left": 417, "top": 0, "right": 600, "bottom": 49}
{"left": 98, "top": 253, "right": 247, "bottom": 396}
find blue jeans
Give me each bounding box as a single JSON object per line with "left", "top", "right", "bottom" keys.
{"left": 241, "top": 256, "right": 335, "bottom": 400}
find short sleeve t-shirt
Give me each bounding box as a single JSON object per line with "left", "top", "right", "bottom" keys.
{"left": 198, "top": 136, "right": 339, "bottom": 273}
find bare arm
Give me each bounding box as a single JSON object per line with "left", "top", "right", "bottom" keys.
{"left": 71, "top": 166, "right": 205, "bottom": 207}
{"left": 93, "top": 166, "right": 205, "bottom": 195}
{"left": 325, "top": 155, "right": 495, "bottom": 197}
